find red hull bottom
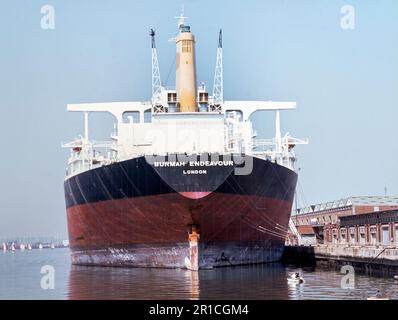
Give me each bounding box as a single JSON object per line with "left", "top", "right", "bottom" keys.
{"left": 67, "top": 193, "right": 292, "bottom": 269}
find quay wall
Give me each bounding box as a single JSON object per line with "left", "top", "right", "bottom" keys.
{"left": 283, "top": 245, "right": 398, "bottom": 277}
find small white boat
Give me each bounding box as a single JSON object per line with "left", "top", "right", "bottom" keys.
{"left": 393, "top": 275, "right": 398, "bottom": 280}
{"left": 2, "top": 243, "right": 7, "bottom": 252}
{"left": 38, "top": 243, "right": 43, "bottom": 250}
{"left": 50, "top": 243, "right": 55, "bottom": 249}
{"left": 367, "top": 296, "right": 389, "bottom": 300}
{"left": 27, "top": 244, "right": 32, "bottom": 250}
{"left": 20, "top": 244, "right": 25, "bottom": 251}
{"left": 11, "top": 243, "right": 16, "bottom": 252}
{"left": 287, "top": 273, "right": 304, "bottom": 284}
{"left": 288, "top": 278, "right": 304, "bottom": 284}
{"left": 367, "top": 291, "right": 389, "bottom": 300}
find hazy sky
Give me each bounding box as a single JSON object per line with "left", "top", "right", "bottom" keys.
{"left": 0, "top": 0, "right": 397, "bottom": 238}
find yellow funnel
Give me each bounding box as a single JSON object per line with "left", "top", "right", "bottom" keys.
{"left": 176, "top": 27, "right": 197, "bottom": 112}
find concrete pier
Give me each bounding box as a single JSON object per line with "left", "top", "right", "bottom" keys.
{"left": 283, "top": 245, "right": 398, "bottom": 277}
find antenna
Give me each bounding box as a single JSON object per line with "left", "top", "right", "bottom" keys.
{"left": 150, "top": 28, "right": 162, "bottom": 104}
{"left": 150, "top": 28, "right": 156, "bottom": 48}
{"left": 175, "top": 5, "right": 188, "bottom": 30}
{"left": 213, "top": 29, "right": 223, "bottom": 105}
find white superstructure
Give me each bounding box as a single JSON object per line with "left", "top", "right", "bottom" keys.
{"left": 63, "top": 16, "right": 307, "bottom": 179}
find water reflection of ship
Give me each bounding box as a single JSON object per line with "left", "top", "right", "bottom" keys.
{"left": 195, "top": 264, "right": 289, "bottom": 300}
{"left": 67, "top": 264, "right": 288, "bottom": 300}
{"left": 68, "top": 265, "right": 200, "bottom": 300}
{"left": 188, "top": 271, "right": 200, "bottom": 300}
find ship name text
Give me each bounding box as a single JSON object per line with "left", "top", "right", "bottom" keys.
{"left": 153, "top": 160, "right": 234, "bottom": 168}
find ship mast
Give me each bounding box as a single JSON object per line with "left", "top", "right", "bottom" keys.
{"left": 150, "top": 29, "right": 162, "bottom": 105}
{"left": 213, "top": 29, "right": 223, "bottom": 107}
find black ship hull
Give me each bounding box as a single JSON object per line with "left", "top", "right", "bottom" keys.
{"left": 64, "top": 154, "right": 297, "bottom": 269}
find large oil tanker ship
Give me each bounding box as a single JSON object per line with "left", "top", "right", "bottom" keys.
{"left": 63, "top": 14, "right": 307, "bottom": 270}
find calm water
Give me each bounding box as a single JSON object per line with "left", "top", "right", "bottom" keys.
{"left": 0, "top": 248, "right": 397, "bottom": 300}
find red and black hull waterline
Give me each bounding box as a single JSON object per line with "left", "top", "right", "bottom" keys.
{"left": 64, "top": 154, "right": 297, "bottom": 269}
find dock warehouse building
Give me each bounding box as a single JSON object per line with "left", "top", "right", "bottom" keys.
{"left": 292, "top": 196, "right": 398, "bottom": 245}
{"left": 323, "top": 209, "right": 398, "bottom": 247}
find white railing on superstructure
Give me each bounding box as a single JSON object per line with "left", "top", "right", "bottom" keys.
{"left": 62, "top": 138, "right": 118, "bottom": 177}
{"left": 253, "top": 135, "right": 308, "bottom": 168}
